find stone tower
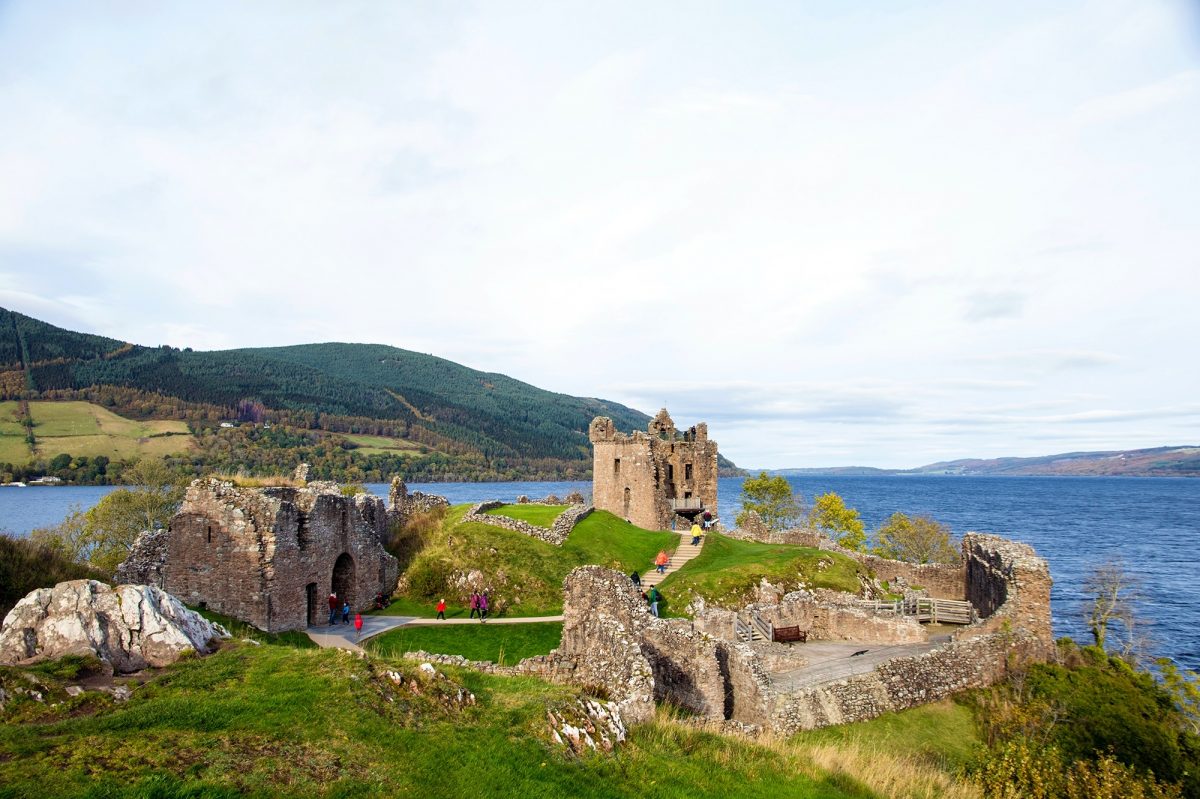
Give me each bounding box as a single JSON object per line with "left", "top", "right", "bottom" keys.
{"left": 589, "top": 409, "right": 719, "bottom": 531}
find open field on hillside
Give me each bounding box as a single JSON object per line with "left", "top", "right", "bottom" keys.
{"left": 342, "top": 433, "right": 423, "bottom": 455}
{"left": 1, "top": 401, "right": 195, "bottom": 462}
{"left": 0, "top": 402, "right": 30, "bottom": 462}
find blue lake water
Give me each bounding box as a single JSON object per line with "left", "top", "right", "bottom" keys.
{"left": 3, "top": 476, "right": 1197, "bottom": 668}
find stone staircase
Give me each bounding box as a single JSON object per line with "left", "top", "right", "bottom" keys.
{"left": 638, "top": 531, "right": 704, "bottom": 590}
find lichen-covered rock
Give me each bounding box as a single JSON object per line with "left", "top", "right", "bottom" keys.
{"left": 0, "top": 580, "right": 228, "bottom": 674}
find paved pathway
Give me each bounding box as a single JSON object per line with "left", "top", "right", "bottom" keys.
{"left": 305, "top": 613, "right": 565, "bottom": 651}
{"left": 769, "top": 637, "right": 951, "bottom": 693}
{"left": 637, "top": 529, "right": 705, "bottom": 590}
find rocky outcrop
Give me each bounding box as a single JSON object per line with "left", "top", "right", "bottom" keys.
{"left": 0, "top": 580, "right": 228, "bottom": 674}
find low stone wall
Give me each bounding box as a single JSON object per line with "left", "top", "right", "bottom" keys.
{"left": 854, "top": 555, "right": 965, "bottom": 599}
{"left": 462, "top": 501, "right": 592, "bottom": 546}
{"left": 769, "top": 631, "right": 1017, "bottom": 732}
{"left": 747, "top": 589, "right": 928, "bottom": 645}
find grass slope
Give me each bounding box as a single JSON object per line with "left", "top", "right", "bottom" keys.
{"left": 0, "top": 401, "right": 30, "bottom": 462}
{"left": 366, "top": 622, "right": 563, "bottom": 665}
{"left": 0, "top": 400, "right": 194, "bottom": 464}
{"left": 342, "top": 432, "right": 422, "bottom": 455}
{"left": 484, "top": 503, "right": 567, "bottom": 527}
{"left": 397, "top": 507, "right": 677, "bottom": 616}
{"left": 0, "top": 642, "right": 972, "bottom": 798}
{"left": 657, "top": 532, "right": 866, "bottom": 614}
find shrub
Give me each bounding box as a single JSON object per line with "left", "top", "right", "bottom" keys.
{"left": 0, "top": 534, "right": 107, "bottom": 618}
{"left": 406, "top": 557, "right": 453, "bottom": 598}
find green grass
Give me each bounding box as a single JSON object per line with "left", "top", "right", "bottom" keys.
{"left": 0, "top": 401, "right": 196, "bottom": 463}
{"left": 0, "top": 643, "right": 902, "bottom": 798}
{"left": 195, "top": 608, "right": 317, "bottom": 649}
{"left": 342, "top": 432, "right": 422, "bottom": 455}
{"left": 366, "top": 622, "right": 563, "bottom": 665}
{"left": 793, "top": 699, "right": 980, "bottom": 773}
{"left": 656, "top": 532, "right": 866, "bottom": 615}
{"left": 483, "top": 503, "right": 567, "bottom": 527}
{"left": 396, "top": 508, "right": 678, "bottom": 617}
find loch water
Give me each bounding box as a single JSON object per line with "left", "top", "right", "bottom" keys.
{"left": 3, "top": 475, "right": 1197, "bottom": 668}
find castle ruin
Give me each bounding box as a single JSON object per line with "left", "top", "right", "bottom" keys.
{"left": 116, "top": 475, "right": 444, "bottom": 633}
{"left": 589, "top": 409, "right": 718, "bottom": 531}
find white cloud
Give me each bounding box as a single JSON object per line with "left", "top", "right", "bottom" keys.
{"left": 1, "top": 0, "right": 1197, "bottom": 468}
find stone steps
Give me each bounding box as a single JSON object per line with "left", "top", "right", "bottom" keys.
{"left": 637, "top": 532, "right": 705, "bottom": 590}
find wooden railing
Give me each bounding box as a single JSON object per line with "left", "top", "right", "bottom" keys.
{"left": 670, "top": 497, "right": 705, "bottom": 511}
{"left": 854, "top": 597, "right": 975, "bottom": 625}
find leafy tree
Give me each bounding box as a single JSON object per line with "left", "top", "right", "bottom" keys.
{"left": 30, "top": 458, "right": 185, "bottom": 576}
{"left": 808, "top": 492, "right": 866, "bottom": 551}
{"left": 1156, "top": 658, "right": 1200, "bottom": 736}
{"left": 873, "top": 512, "right": 959, "bottom": 564}
{"left": 735, "top": 472, "right": 803, "bottom": 531}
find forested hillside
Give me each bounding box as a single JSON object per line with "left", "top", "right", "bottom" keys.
{"left": 0, "top": 307, "right": 722, "bottom": 482}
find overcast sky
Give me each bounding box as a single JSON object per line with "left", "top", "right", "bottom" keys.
{"left": 1, "top": 1, "right": 1197, "bottom": 469}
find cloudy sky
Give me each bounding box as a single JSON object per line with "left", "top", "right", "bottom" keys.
{"left": 1, "top": 1, "right": 1197, "bottom": 468}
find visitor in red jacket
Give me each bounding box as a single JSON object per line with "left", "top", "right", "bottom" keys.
{"left": 436, "top": 598, "right": 446, "bottom": 620}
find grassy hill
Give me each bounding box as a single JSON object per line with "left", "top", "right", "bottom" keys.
{"left": 0, "top": 307, "right": 727, "bottom": 481}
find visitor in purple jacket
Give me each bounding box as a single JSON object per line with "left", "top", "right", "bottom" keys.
{"left": 479, "top": 590, "right": 489, "bottom": 623}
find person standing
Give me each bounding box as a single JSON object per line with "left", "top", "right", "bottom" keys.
{"left": 655, "top": 550, "right": 669, "bottom": 574}
{"left": 630, "top": 571, "right": 641, "bottom": 589}
{"left": 468, "top": 591, "right": 479, "bottom": 619}
{"left": 690, "top": 522, "right": 702, "bottom": 547}
{"left": 341, "top": 601, "right": 350, "bottom": 625}
{"left": 479, "top": 591, "right": 489, "bottom": 623}
{"left": 328, "top": 592, "right": 338, "bottom": 626}
{"left": 354, "top": 612, "right": 363, "bottom": 641}
{"left": 436, "top": 598, "right": 446, "bottom": 620}
{"left": 648, "top": 585, "right": 661, "bottom": 618}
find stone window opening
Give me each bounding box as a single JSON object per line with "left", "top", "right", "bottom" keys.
{"left": 613, "top": 458, "right": 621, "bottom": 476}
{"left": 684, "top": 463, "right": 693, "bottom": 481}
{"left": 297, "top": 517, "right": 308, "bottom": 551}
{"left": 206, "top": 525, "right": 212, "bottom": 544}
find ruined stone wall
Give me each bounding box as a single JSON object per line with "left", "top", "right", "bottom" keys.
{"left": 120, "top": 478, "right": 400, "bottom": 633}
{"left": 554, "top": 566, "right": 734, "bottom": 723}
{"left": 590, "top": 410, "right": 719, "bottom": 531}
{"left": 769, "top": 632, "right": 1017, "bottom": 733}
{"left": 113, "top": 528, "right": 171, "bottom": 587}
{"left": 724, "top": 520, "right": 825, "bottom": 548}
{"left": 854, "top": 555, "right": 966, "bottom": 599}
{"left": 461, "top": 501, "right": 592, "bottom": 546}
{"left": 747, "top": 589, "right": 928, "bottom": 644}
{"left": 957, "top": 533, "right": 1053, "bottom": 651}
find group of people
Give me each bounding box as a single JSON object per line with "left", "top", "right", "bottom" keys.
{"left": 629, "top": 572, "right": 663, "bottom": 617}
{"left": 468, "top": 590, "right": 490, "bottom": 622}
{"left": 326, "top": 592, "right": 364, "bottom": 637}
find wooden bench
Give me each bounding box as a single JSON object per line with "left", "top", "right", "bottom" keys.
{"left": 773, "top": 625, "right": 807, "bottom": 644}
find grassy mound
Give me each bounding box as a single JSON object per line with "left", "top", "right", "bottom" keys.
{"left": 393, "top": 507, "right": 677, "bottom": 616}
{"left": 0, "top": 642, "right": 976, "bottom": 798}
{"left": 0, "top": 534, "right": 109, "bottom": 618}
{"left": 483, "top": 503, "right": 567, "bottom": 527}
{"left": 366, "top": 622, "right": 563, "bottom": 666}
{"left": 657, "top": 532, "right": 865, "bottom": 614}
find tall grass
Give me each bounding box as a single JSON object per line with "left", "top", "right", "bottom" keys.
{"left": 0, "top": 534, "right": 107, "bottom": 618}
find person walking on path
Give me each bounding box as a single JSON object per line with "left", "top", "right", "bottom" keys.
{"left": 655, "top": 550, "right": 669, "bottom": 574}
{"left": 479, "top": 591, "right": 489, "bottom": 623}
{"left": 354, "top": 613, "right": 363, "bottom": 641}
{"left": 630, "top": 571, "right": 641, "bottom": 589}
{"left": 648, "top": 585, "right": 661, "bottom": 618}
{"left": 436, "top": 598, "right": 446, "bottom": 620}
{"left": 690, "top": 522, "right": 703, "bottom": 547}
{"left": 327, "top": 593, "right": 338, "bottom": 626}
{"left": 468, "top": 591, "right": 480, "bottom": 619}
{"left": 341, "top": 601, "right": 350, "bottom": 625}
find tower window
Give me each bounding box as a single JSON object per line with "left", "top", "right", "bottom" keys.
{"left": 685, "top": 463, "right": 693, "bottom": 480}
{"left": 614, "top": 458, "right": 621, "bottom": 475}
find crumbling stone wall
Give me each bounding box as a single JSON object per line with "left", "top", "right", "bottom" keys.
{"left": 553, "top": 566, "right": 733, "bottom": 723}
{"left": 590, "top": 409, "right": 719, "bottom": 531}
{"left": 747, "top": 589, "right": 928, "bottom": 644}
{"left": 461, "top": 501, "right": 592, "bottom": 546}
{"left": 957, "top": 532, "right": 1053, "bottom": 651}
{"left": 117, "top": 477, "right": 401, "bottom": 633}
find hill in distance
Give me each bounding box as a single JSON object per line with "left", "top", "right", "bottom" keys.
{"left": 0, "top": 307, "right": 737, "bottom": 481}
{"left": 768, "top": 445, "right": 1200, "bottom": 478}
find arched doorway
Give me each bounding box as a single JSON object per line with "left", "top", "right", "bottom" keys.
{"left": 332, "top": 553, "right": 356, "bottom": 610}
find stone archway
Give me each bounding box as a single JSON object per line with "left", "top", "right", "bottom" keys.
{"left": 332, "top": 553, "right": 356, "bottom": 610}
